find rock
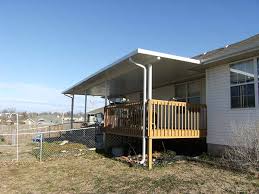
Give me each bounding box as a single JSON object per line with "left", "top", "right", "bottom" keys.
{"left": 173, "top": 155, "right": 186, "bottom": 161}
{"left": 175, "top": 160, "right": 187, "bottom": 164}
{"left": 61, "top": 150, "right": 67, "bottom": 153}
{"left": 59, "top": 140, "right": 69, "bottom": 145}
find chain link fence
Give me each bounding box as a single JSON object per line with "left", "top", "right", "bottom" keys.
{"left": 0, "top": 124, "right": 99, "bottom": 162}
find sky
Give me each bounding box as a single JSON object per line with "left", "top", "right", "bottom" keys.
{"left": 0, "top": 0, "right": 259, "bottom": 112}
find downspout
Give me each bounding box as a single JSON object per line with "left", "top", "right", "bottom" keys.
{"left": 129, "top": 57, "right": 147, "bottom": 164}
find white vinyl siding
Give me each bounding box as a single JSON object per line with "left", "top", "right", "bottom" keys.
{"left": 206, "top": 61, "right": 258, "bottom": 146}
{"left": 153, "top": 85, "right": 175, "bottom": 100}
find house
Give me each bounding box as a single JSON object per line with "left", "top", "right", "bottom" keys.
{"left": 63, "top": 34, "right": 259, "bottom": 169}
{"left": 6, "top": 119, "right": 14, "bottom": 125}
{"left": 23, "top": 118, "right": 35, "bottom": 125}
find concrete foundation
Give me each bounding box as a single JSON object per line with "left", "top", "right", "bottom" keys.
{"left": 207, "top": 143, "right": 227, "bottom": 156}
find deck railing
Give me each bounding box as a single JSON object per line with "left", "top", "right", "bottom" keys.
{"left": 148, "top": 99, "right": 207, "bottom": 138}
{"left": 104, "top": 102, "right": 143, "bottom": 137}
{"left": 104, "top": 99, "right": 207, "bottom": 138}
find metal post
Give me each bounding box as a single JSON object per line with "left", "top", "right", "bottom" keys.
{"left": 40, "top": 133, "right": 43, "bottom": 162}
{"left": 71, "top": 94, "right": 74, "bottom": 129}
{"left": 16, "top": 113, "right": 19, "bottom": 161}
{"left": 84, "top": 93, "right": 87, "bottom": 122}
{"left": 147, "top": 64, "right": 152, "bottom": 169}
{"left": 148, "top": 64, "right": 152, "bottom": 100}
{"left": 105, "top": 81, "right": 108, "bottom": 106}
{"left": 61, "top": 112, "right": 64, "bottom": 124}
{"left": 254, "top": 57, "right": 258, "bottom": 108}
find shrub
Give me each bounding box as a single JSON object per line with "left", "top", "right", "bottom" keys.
{"left": 223, "top": 119, "right": 259, "bottom": 172}
{"left": 0, "top": 135, "right": 5, "bottom": 143}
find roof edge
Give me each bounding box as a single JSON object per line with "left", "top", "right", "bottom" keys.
{"left": 137, "top": 48, "right": 200, "bottom": 64}
{"left": 62, "top": 49, "right": 139, "bottom": 94}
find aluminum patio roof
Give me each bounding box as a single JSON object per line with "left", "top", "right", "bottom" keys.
{"left": 63, "top": 34, "right": 259, "bottom": 98}
{"left": 62, "top": 48, "right": 204, "bottom": 97}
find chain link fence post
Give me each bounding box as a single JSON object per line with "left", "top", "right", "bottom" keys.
{"left": 40, "top": 133, "right": 43, "bottom": 162}
{"left": 16, "top": 115, "right": 19, "bottom": 161}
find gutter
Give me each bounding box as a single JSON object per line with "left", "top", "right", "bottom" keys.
{"left": 202, "top": 46, "right": 259, "bottom": 65}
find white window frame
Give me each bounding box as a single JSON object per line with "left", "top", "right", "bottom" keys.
{"left": 229, "top": 56, "right": 259, "bottom": 109}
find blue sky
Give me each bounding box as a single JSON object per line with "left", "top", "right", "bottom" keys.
{"left": 0, "top": 0, "right": 259, "bottom": 112}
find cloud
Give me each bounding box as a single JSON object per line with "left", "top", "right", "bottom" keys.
{"left": 0, "top": 82, "right": 104, "bottom": 112}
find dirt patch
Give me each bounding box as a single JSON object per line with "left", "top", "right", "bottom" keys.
{"left": 0, "top": 151, "right": 258, "bottom": 193}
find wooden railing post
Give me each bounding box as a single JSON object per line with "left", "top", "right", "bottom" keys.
{"left": 148, "top": 100, "right": 153, "bottom": 137}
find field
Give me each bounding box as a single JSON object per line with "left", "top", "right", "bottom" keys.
{"left": 0, "top": 151, "right": 258, "bottom": 194}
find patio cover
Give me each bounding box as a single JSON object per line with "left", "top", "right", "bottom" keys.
{"left": 63, "top": 49, "right": 204, "bottom": 98}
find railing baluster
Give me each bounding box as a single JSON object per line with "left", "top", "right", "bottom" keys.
{"left": 181, "top": 104, "right": 183, "bottom": 136}
{"left": 170, "top": 102, "right": 174, "bottom": 136}
{"left": 197, "top": 106, "right": 201, "bottom": 129}
{"left": 169, "top": 103, "right": 172, "bottom": 136}
{"left": 153, "top": 102, "right": 155, "bottom": 136}
{"left": 184, "top": 103, "right": 187, "bottom": 136}
{"left": 158, "top": 102, "right": 160, "bottom": 136}
{"left": 164, "top": 103, "right": 167, "bottom": 136}
{"left": 191, "top": 105, "right": 193, "bottom": 136}
{"left": 161, "top": 103, "right": 163, "bottom": 137}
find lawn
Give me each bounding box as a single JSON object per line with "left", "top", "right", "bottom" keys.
{"left": 0, "top": 151, "right": 258, "bottom": 194}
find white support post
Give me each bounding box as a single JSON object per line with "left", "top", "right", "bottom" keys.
{"left": 148, "top": 64, "right": 153, "bottom": 100}
{"left": 84, "top": 93, "right": 88, "bottom": 122}
{"left": 103, "top": 81, "right": 108, "bottom": 151}
{"left": 71, "top": 94, "right": 74, "bottom": 129}
{"left": 105, "top": 80, "right": 108, "bottom": 107}
{"left": 254, "top": 57, "right": 258, "bottom": 108}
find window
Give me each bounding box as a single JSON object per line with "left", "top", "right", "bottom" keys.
{"left": 187, "top": 81, "right": 201, "bottom": 103}
{"left": 175, "top": 81, "right": 201, "bottom": 103}
{"left": 175, "top": 84, "right": 186, "bottom": 102}
{"left": 230, "top": 60, "right": 255, "bottom": 108}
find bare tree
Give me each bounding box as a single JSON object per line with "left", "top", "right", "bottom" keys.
{"left": 223, "top": 119, "right": 259, "bottom": 172}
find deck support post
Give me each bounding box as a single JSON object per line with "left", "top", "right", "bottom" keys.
{"left": 71, "top": 94, "right": 74, "bottom": 129}
{"left": 148, "top": 138, "right": 153, "bottom": 170}
{"left": 148, "top": 64, "right": 153, "bottom": 169}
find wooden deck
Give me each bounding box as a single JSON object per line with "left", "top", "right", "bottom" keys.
{"left": 104, "top": 99, "right": 207, "bottom": 169}
{"left": 104, "top": 99, "right": 207, "bottom": 139}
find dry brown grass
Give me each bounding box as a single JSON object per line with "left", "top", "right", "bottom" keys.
{"left": 0, "top": 151, "right": 258, "bottom": 194}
